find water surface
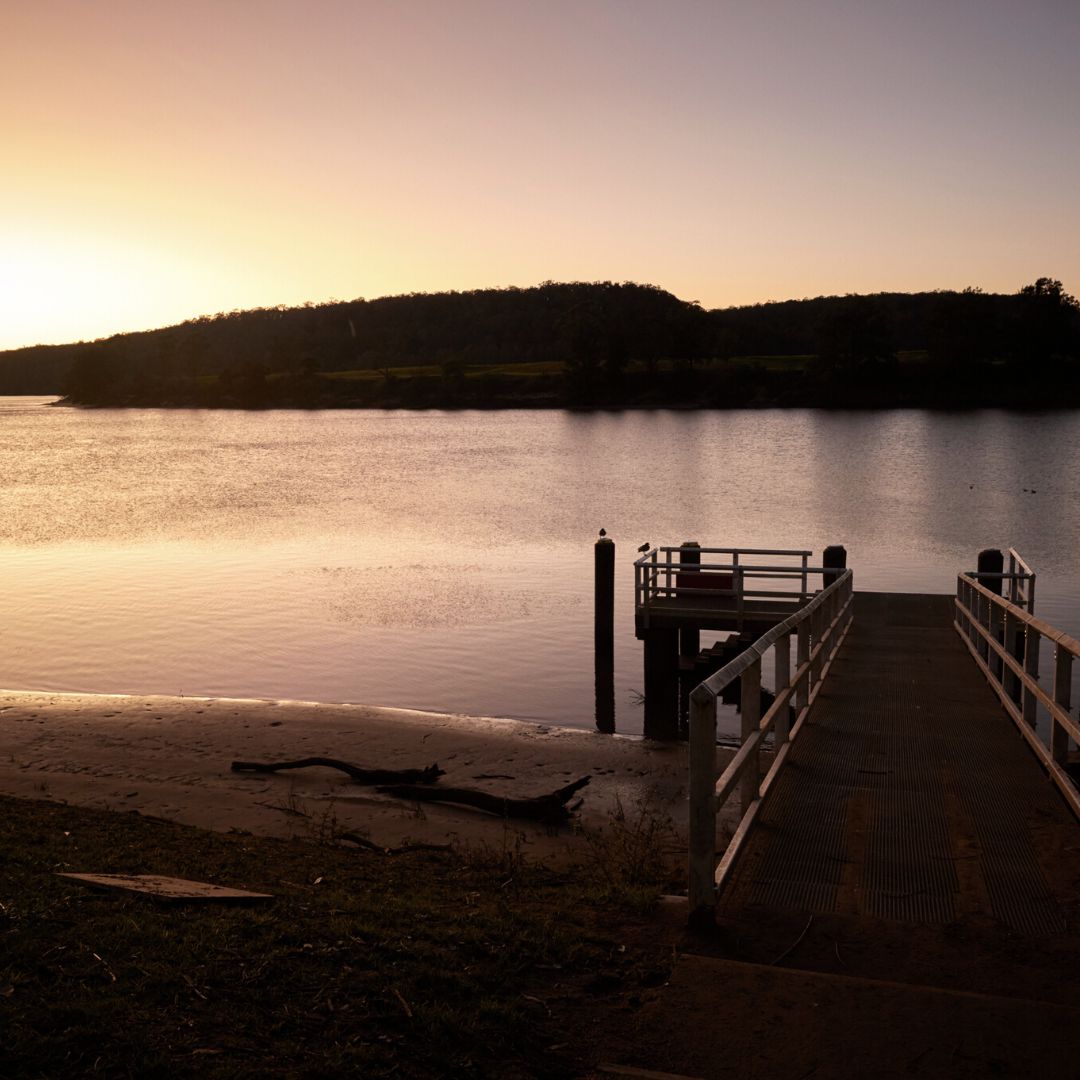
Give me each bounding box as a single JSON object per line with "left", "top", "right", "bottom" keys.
{"left": 2, "top": 398, "right": 1078, "bottom": 734}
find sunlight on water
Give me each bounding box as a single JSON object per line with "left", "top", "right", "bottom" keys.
{"left": 1, "top": 397, "right": 1079, "bottom": 732}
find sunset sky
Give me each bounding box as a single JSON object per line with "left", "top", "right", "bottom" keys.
{"left": 3, "top": 0, "right": 1079, "bottom": 351}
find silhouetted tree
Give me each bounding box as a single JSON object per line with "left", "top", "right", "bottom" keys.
{"left": 1011, "top": 278, "right": 1080, "bottom": 369}
{"left": 926, "top": 287, "right": 997, "bottom": 372}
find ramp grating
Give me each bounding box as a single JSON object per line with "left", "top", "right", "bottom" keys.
{"left": 726, "top": 591, "right": 1073, "bottom": 937}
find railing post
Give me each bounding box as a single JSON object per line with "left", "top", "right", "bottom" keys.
{"left": 977, "top": 591, "right": 991, "bottom": 665}
{"left": 956, "top": 576, "right": 969, "bottom": 640}
{"left": 774, "top": 631, "right": 791, "bottom": 744}
{"left": 1052, "top": 646, "right": 1073, "bottom": 767}
{"left": 740, "top": 658, "right": 762, "bottom": 816}
{"left": 795, "top": 620, "right": 811, "bottom": 716}
{"left": 1003, "top": 609, "right": 1024, "bottom": 705}
{"left": 734, "top": 552, "right": 744, "bottom": 631}
{"left": 1023, "top": 627, "right": 1041, "bottom": 728}
{"left": 638, "top": 552, "right": 651, "bottom": 628}
{"left": 822, "top": 591, "right": 836, "bottom": 663}
{"left": 810, "top": 605, "right": 824, "bottom": 687}
{"left": 688, "top": 687, "right": 718, "bottom": 924}
{"left": 989, "top": 598, "right": 1004, "bottom": 687}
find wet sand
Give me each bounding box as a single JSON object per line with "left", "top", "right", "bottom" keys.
{"left": 0, "top": 689, "right": 735, "bottom": 862}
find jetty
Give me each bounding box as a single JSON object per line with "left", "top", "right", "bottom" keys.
{"left": 593, "top": 544, "right": 1080, "bottom": 1078}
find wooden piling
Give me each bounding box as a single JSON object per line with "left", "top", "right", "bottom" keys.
{"left": 977, "top": 548, "right": 1004, "bottom": 595}
{"left": 595, "top": 534, "right": 616, "bottom": 733}
{"left": 643, "top": 628, "right": 680, "bottom": 740}
{"left": 679, "top": 541, "right": 702, "bottom": 659}
{"left": 823, "top": 545, "right": 847, "bottom": 587}
{"left": 978, "top": 551, "right": 1006, "bottom": 678}
{"left": 676, "top": 542, "right": 702, "bottom": 736}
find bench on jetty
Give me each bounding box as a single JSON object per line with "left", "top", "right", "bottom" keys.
{"left": 687, "top": 552, "right": 1080, "bottom": 943}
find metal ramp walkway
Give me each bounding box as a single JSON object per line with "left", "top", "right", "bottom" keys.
{"left": 722, "top": 591, "right": 1073, "bottom": 934}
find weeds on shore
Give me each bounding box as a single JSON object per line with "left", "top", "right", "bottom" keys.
{"left": 0, "top": 795, "right": 677, "bottom": 1079}
{"left": 580, "top": 789, "right": 682, "bottom": 910}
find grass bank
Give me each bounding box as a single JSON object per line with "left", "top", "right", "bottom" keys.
{"left": 1, "top": 794, "right": 681, "bottom": 1079}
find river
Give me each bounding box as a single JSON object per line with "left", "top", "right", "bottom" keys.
{"left": 1, "top": 398, "right": 1077, "bottom": 734}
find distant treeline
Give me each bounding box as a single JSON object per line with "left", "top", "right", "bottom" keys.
{"left": 4, "top": 278, "right": 1080, "bottom": 408}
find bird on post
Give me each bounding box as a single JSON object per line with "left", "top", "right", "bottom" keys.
{"left": 598, "top": 528, "right": 607, "bottom": 538}
{"left": 637, "top": 542, "right": 650, "bottom": 553}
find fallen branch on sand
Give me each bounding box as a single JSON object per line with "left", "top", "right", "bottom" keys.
{"left": 231, "top": 757, "right": 444, "bottom": 785}
{"left": 375, "top": 776, "right": 591, "bottom": 823}
{"left": 230, "top": 757, "right": 590, "bottom": 822}
{"left": 336, "top": 833, "right": 452, "bottom": 856}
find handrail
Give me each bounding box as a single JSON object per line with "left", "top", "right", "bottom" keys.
{"left": 962, "top": 548, "right": 1035, "bottom": 613}
{"left": 651, "top": 546, "right": 813, "bottom": 557}
{"left": 954, "top": 573, "right": 1080, "bottom": 819}
{"left": 635, "top": 545, "right": 827, "bottom": 630}
{"left": 687, "top": 568, "right": 855, "bottom": 922}
{"left": 1007, "top": 547, "right": 1036, "bottom": 612}
{"left": 636, "top": 561, "right": 834, "bottom": 574}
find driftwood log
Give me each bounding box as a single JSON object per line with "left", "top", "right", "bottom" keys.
{"left": 230, "top": 756, "right": 589, "bottom": 822}
{"left": 375, "top": 775, "right": 591, "bottom": 823}
{"left": 231, "top": 757, "right": 444, "bottom": 785}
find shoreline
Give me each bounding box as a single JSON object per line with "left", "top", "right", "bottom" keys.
{"left": 51, "top": 395, "right": 1080, "bottom": 412}
{"left": 0, "top": 688, "right": 728, "bottom": 861}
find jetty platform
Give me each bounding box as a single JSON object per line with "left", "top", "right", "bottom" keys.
{"left": 592, "top": 554, "right": 1080, "bottom": 1079}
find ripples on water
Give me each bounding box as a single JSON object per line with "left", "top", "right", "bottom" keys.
{"left": 1, "top": 397, "right": 1078, "bottom": 733}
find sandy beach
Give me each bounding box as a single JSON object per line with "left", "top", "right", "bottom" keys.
{"left": 0, "top": 689, "right": 735, "bottom": 862}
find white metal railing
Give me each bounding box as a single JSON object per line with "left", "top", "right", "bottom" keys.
{"left": 635, "top": 546, "right": 829, "bottom": 630}
{"left": 955, "top": 573, "right": 1080, "bottom": 818}
{"left": 1006, "top": 548, "right": 1037, "bottom": 612}
{"left": 965, "top": 549, "right": 1036, "bottom": 613}
{"left": 687, "top": 568, "right": 855, "bottom": 920}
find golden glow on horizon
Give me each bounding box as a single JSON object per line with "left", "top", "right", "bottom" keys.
{"left": 2, "top": 230, "right": 181, "bottom": 347}
{"left": 3, "top": 1, "right": 1079, "bottom": 350}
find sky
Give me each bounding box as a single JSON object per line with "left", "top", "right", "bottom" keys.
{"left": 2, "top": 0, "right": 1079, "bottom": 350}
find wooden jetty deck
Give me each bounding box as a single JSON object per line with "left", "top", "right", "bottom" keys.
{"left": 723, "top": 590, "right": 1077, "bottom": 932}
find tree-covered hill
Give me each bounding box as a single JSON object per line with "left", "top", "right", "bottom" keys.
{"left": 3, "top": 278, "right": 1078, "bottom": 408}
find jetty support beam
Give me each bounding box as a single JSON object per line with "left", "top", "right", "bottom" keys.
{"left": 643, "top": 627, "right": 680, "bottom": 740}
